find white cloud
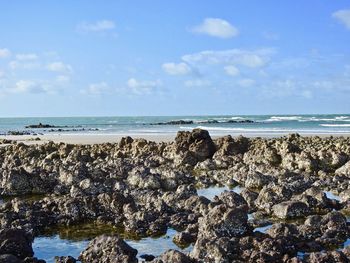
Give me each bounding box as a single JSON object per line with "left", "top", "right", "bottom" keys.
{"left": 224, "top": 65, "right": 240, "bottom": 76}
{"left": 184, "top": 79, "right": 211, "bottom": 87}
{"left": 77, "top": 20, "right": 116, "bottom": 32}
{"left": 332, "top": 9, "right": 350, "bottom": 29}
{"left": 81, "top": 82, "right": 110, "bottom": 95}
{"left": 127, "top": 78, "right": 162, "bottom": 94}
{"left": 162, "top": 62, "right": 191, "bottom": 75}
{"left": 47, "top": 62, "right": 73, "bottom": 73}
{"left": 182, "top": 48, "right": 274, "bottom": 68}
{"left": 237, "top": 78, "right": 255, "bottom": 87}
{"left": 13, "top": 80, "right": 47, "bottom": 94}
{"left": 191, "top": 18, "right": 238, "bottom": 38}
{"left": 15, "top": 53, "right": 38, "bottom": 60}
{"left": 0, "top": 48, "right": 11, "bottom": 58}
{"left": 9, "top": 61, "right": 41, "bottom": 70}
{"left": 0, "top": 71, "right": 4, "bottom": 78}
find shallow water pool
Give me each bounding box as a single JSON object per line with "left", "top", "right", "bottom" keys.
{"left": 197, "top": 185, "right": 243, "bottom": 201}
{"left": 33, "top": 226, "right": 191, "bottom": 263}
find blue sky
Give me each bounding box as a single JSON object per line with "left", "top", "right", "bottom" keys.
{"left": 0, "top": 0, "right": 350, "bottom": 116}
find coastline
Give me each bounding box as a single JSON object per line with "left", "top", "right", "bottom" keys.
{"left": 1, "top": 128, "right": 350, "bottom": 262}
{"left": 1, "top": 132, "right": 350, "bottom": 145}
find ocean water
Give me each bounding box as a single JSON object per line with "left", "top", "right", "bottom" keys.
{"left": 0, "top": 114, "right": 350, "bottom": 136}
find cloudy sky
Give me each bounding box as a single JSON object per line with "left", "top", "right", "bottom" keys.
{"left": 0, "top": 1, "right": 350, "bottom": 116}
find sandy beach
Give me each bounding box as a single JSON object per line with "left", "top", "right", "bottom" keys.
{"left": 2, "top": 132, "right": 350, "bottom": 145}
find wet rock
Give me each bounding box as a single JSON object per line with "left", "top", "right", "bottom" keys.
{"left": 79, "top": 235, "right": 137, "bottom": 263}
{"left": 191, "top": 237, "right": 238, "bottom": 262}
{"left": 198, "top": 204, "right": 249, "bottom": 240}
{"left": 54, "top": 256, "right": 76, "bottom": 263}
{"left": 244, "top": 172, "right": 274, "bottom": 189}
{"left": 272, "top": 201, "right": 310, "bottom": 219}
{"left": 0, "top": 229, "right": 33, "bottom": 259}
{"left": 305, "top": 250, "right": 348, "bottom": 263}
{"left": 0, "top": 254, "right": 22, "bottom": 263}
{"left": 154, "top": 249, "right": 193, "bottom": 263}
{"left": 139, "top": 254, "right": 155, "bottom": 261}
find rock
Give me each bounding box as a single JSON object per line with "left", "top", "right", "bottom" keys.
{"left": 79, "top": 235, "right": 137, "bottom": 263}
{"left": 0, "top": 254, "right": 22, "bottom": 263}
{"left": 174, "top": 129, "right": 216, "bottom": 165}
{"left": 150, "top": 120, "right": 194, "bottom": 125}
{"left": 153, "top": 249, "right": 193, "bottom": 263}
{"left": 335, "top": 161, "right": 350, "bottom": 176}
{"left": 191, "top": 237, "right": 238, "bottom": 262}
{"left": 244, "top": 172, "right": 273, "bottom": 189}
{"left": 214, "top": 135, "right": 250, "bottom": 156}
{"left": 139, "top": 254, "right": 155, "bottom": 261}
{"left": 0, "top": 229, "right": 34, "bottom": 259}
{"left": 25, "top": 123, "right": 66, "bottom": 129}
{"left": 306, "top": 250, "right": 348, "bottom": 263}
{"left": 272, "top": 201, "right": 310, "bottom": 219}
{"left": 54, "top": 256, "right": 77, "bottom": 263}
{"left": 198, "top": 204, "right": 249, "bottom": 239}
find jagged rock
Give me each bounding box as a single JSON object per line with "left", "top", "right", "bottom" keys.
{"left": 54, "top": 256, "right": 76, "bottom": 263}
{"left": 272, "top": 201, "right": 310, "bottom": 219}
{"left": 0, "top": 229, "right": 34, "bottom": 260}
{"left": 79, "top": 235, "right": 137, "bottom": 263}
{"left": 174, "top": 129, "right": 216, "bottom": 165}
{"left": 153, "top": 249, "right": 193, "bottom": 263}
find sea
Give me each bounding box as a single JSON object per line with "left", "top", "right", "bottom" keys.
{"left": 1, "top": 114, "right": 350, "bottom": 136}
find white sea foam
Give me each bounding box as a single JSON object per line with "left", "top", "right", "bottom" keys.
{"left": 265, "top": 116, "right": 303, "bottom": 122}
{"left": 180, "top": 126, "right": 350, "bottom": 133}
{"left": 265, "top": 116, "right": 350, "bottom": 122}
{"left": 320, "top": 124, "right": 350, "bottom": 127}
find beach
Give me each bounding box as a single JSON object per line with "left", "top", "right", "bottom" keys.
{"left": 1, "top": 114, "right": 350, "bottom": 146}
{"left": 0, "top": 128, "right": 350, "bottom": 262}
{"left": 2, "top": 131, "right": 350, "bottom": 146}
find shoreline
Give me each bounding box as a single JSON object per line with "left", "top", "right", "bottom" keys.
{"left": 0, "top": 128, "right": 349, "bottom": 261}
{"left": 1, "top": 131, "right": 350, "bottom": 145}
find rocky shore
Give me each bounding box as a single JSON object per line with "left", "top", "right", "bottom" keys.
{"left": 0, "top": 129, "right": 349, "bottom": 262}
{"left": 149, "top": 119, "right": 254, "bottom": 125}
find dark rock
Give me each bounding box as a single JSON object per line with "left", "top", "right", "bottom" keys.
{"left": 0, "top": 229, "right": 33, "bottom": 259}
{"left": 154, "top": 249, "right": 193, "bottom": 263}
{"left": 0, "top": 254, "right": 22, "bottom": 263}
{"left": 139, "top": 254, "right": 155, "bottom": 261}
{"left": 272, "top": 201, "right": 310, "bottom": 219}
{"left": 79, "top": 235, "right": 137, "bottom": 263}
{"left": 54, "top": 256, "right": 76, "bottom": 263}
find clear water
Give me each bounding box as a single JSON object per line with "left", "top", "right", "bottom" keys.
{"left": 197, "top": 185, "right": 243, "bottom": 201}
{"left": 253, "top": 224, "right": 273, "bottom": 233}
{"left": 1, "top": 114, "right": 350, "bottom": 136}
{"left": 33, "top": 228, "right": 191, "bottom": 263}
{"left": 324, "top": 191, "right": 341, "bottom": 201}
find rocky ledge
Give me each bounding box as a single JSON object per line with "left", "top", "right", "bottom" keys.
{"left": 0, "top": 129, "right": 350, "bottom": 262}
{"left": 149, "top": 119, "right": 254, "bottom": 125}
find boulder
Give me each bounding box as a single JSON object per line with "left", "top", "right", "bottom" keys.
{"left": 153, "top": 249, "right": 193, "bottom": 263}
{"left": 174, "top": 129, "right": 216, "bottom": 165}
{"left": 0, "top": 229, "right": 34, "bottom": 259}
{"left": 79, "top": 235, "right": 137, "bottom": 263}
{"left": 272, "top": 201, "right": 310, "bottom": 219}
{"left": 198, "top": 204, "right": 249, "bottom": 239}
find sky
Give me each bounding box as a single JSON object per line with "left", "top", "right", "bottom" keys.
{"left": 0, "top": 0, "right": 350, "bottom": 117}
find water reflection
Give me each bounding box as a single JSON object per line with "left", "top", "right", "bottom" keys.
{"left": 197, "top": 185, "right": 243, "bottom": 201}
{"left": 253, "top": 224, "right": 273, "bottom": 233}
{"left": 324, "top": 191, "right": 341, "bottom": 201}
{"left": 33, "top": 225, "right": 191, "bottom": 263}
